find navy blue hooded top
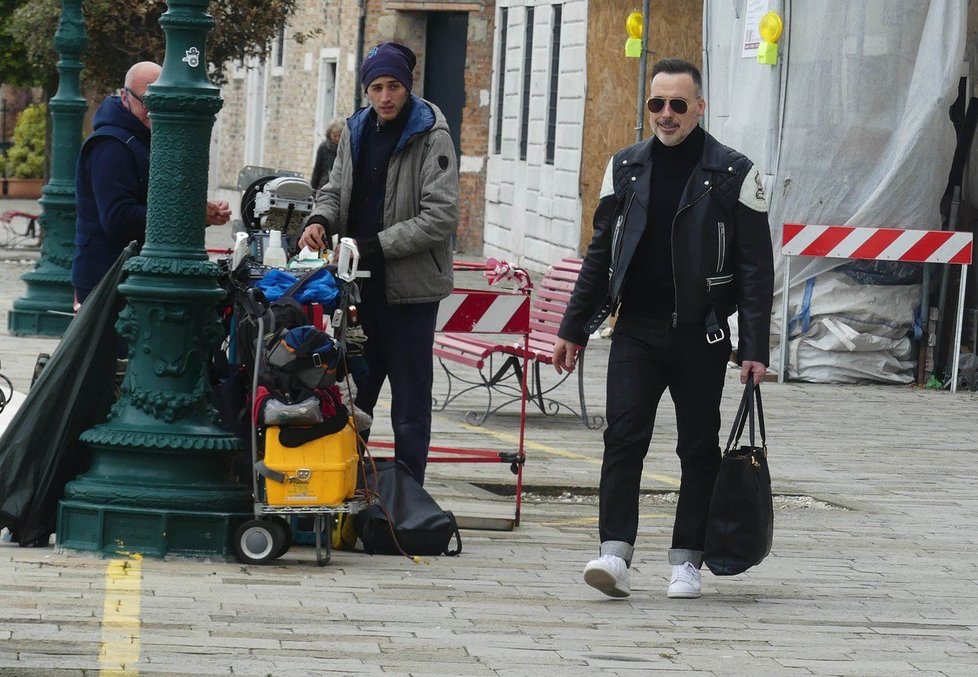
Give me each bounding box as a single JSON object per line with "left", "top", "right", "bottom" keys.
{"left": 71, "top": 95, "right": 150, "bottom": 294}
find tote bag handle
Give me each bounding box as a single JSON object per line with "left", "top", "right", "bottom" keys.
{"left": 724, "top": 381, "right": 766, "bottom": 454}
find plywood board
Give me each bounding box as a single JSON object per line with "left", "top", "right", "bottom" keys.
{"left": 580, "top": 1, "right": 702, "bottom": 250}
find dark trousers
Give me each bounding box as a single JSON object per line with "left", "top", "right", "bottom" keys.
{"left": 355, "top": 297, "right": 439, "bottom": 485}
{"left": 599, "top": 314, "right": 730, "bottom": 552}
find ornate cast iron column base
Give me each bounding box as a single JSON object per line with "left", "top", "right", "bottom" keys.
{"left": 58, "top": 262, "right": 252, "bottom": 558}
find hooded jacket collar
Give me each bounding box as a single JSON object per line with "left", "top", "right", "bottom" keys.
{"left": 92, "top": 95, "right": 151, "bottom": 145}
{"left": 348, "top": 94, "right": 442, "bottom": 163}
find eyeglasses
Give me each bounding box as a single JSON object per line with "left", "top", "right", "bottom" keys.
{"left": 647, "top": 97, "right": 691, "bottom": 114}
{"left": 124, "top": 86, "right": 145, "bottom": 104}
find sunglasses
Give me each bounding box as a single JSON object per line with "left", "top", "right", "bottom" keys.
{"left": 647, "top": 97, "right": 691, "bottom": 114}
{"left": 124, "top": 86, "right": 145, "bottom": 104}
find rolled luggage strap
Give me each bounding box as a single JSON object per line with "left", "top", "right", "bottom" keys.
{"left": 255, "top": 460, "right": 286, "bottom": 484}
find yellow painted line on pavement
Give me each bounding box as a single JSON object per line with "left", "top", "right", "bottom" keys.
{"left": 376, "top": 398, "right": 682, "bottom": 487}
{"left": 99, "top": 557, "right": 142, "bottom": 676}
{"left": 541, "top": 512, "right": 670, "bottom": 526}
{"left": 458, "top": 422, "right": 682, "bottom": 488}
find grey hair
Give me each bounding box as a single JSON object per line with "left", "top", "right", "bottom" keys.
{"left": 326, "top": 118, "right": 345, "bottom": 137}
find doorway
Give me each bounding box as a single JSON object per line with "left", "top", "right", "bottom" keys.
{"left": 424, "top": 11, "right": 468, "bottom": 162}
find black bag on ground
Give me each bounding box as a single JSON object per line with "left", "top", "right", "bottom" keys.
{"left": 703, "top": 381, "right": 773, "bottom": 576}
{"left": 355, "top": 461, "right": 462, "bottom": 556}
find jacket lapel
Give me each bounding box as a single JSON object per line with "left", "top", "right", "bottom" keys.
{"left": 619, "top": 140, "right": 654, "bottom": 213}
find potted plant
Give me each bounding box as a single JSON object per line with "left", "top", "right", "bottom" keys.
{"left": 1, "top": 103, "right": 46, "bottom": 199}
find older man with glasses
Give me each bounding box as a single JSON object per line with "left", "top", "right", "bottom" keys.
{"left": 553, "top": 57, "right": 774, "bottom": 599}
{"left": 72, "top": 62, "right": 231, "bottom": 309}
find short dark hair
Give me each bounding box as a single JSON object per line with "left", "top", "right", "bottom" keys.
{"left": 650, "top": 58, "right": 702, "bottom": 94}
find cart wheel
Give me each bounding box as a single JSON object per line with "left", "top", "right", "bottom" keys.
{"left": 267, "top": 516, "right": 293, "bottom": 559}
{"left": 233, "top": 519, "right": 281, "bottom": 565}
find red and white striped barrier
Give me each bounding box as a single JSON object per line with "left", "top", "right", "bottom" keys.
{"left": 782, "top": 223, "right": 973, "bottom": 265}
{"left": 435, "top": 290, "right": 530, "bottom": 334}
{"left": 779, "top": 223, "right": 973, "bottom": 392}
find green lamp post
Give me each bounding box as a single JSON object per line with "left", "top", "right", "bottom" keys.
{"left": 57, "top": 0, "right": 251, "bottom": 558}
{"left": 7, "top": 0, "right": 87, "bottom": 337}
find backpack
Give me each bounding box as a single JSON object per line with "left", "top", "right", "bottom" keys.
{"left": 263, "top": 325, "right": 346, "bottom": 396}
{"left": 355, "top": 461, "right": 462, "bottom": 556}
{"left": 233, "top": 266, "right": 337, "bottom": 375}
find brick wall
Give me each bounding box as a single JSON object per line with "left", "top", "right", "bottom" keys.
{"left": 212, "top": 0, "right": 360, "bottom": 196}
{"left": 363, "top": 1, "right": 493, "bottom": 254}
{"left": 456, "top": 8, "right": 493, "bottom": 254}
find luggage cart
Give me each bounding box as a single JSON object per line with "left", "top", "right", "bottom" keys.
{"left": 233, "top": 249, "right": 372, "bottom": 566}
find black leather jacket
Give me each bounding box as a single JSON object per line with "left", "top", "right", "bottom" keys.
{"left": 558, "top": 129, "right": 774, "bottom": 365}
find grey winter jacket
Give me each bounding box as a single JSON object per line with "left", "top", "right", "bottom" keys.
{"left": 309, "top": 95, "right": 459, "bottom": 304}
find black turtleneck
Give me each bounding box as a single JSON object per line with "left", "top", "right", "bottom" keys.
{"left": 622, "top": 125, "right": 705, "bottom": 320}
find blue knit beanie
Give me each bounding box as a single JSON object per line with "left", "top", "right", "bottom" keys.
{"left": 360, "top": 42, "right": 416, "bottom": 91}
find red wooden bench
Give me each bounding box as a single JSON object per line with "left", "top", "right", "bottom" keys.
{"left": 0, "top": 210, "right": 39, "bottom": 238}
{"left": 432, "top": 257, "right": 603, "bottom": 429}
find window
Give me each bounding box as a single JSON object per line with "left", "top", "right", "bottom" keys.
{"left": 545, "top": 5, "right": 562, "bottom": 165}
{"left": 315, "top": 56, "right": 338, "bottom": 147}
{"left": 273, "top": 23, "right": 286, "bottom": 70}
{"left": 493, "top": 7, "right": 509, "bottom": 155}
{"left": 519, "top": 6, "right": 534, "bottom": 161}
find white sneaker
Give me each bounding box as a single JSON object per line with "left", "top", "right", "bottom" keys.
{"left": 667, "top": 562, "right": 702, "bottom": 598}
{"left": 583, "top": 554, "right": 630, "bottom": 598}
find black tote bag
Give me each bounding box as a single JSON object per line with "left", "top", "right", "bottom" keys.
{"left": 703, "top": 381, "right": 774, "bottom": 576}
{"left": 355, "top": 461, "right": 462, "bottom": 556}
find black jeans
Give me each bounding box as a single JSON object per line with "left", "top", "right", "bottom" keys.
{"left": 356, "top": 296, "right": 439, "bottom": 486}
{"left": 599, "top": 314, "right": 730, "bottom": 556}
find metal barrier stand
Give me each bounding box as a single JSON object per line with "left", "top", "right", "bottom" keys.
{"left": 426, "top": 261, "right": 533, "bottom": 525}
{"left": 778, "top": 223, "right": 973, "bottom": 392}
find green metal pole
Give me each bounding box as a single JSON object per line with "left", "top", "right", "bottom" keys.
{"left": 7, "top": 0, "right": 86, "bottom": 337}
{"left": 58, "top": 0, "right": 251, "bottom": 558}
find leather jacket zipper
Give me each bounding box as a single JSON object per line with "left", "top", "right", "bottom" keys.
{"left": 670, "top": 185, "right": 712, "bottom": 327}
{"left": 610, "top": 214, "right": 625, "bottom": 279}
{"left": 609, "top": 193, "right": 635, "bottom": 309}
{"left": 610, "top": 193, "right": 634, "bottom": 277}
{"left": 717, "top": 221, "right": 726, "bottom": 272}
{"left": 706, "top": 273, "right": 734, "bottom": 290}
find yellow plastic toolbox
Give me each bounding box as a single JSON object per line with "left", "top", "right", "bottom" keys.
{"left": 262, "top": 420, "right": 359, "bottom": 506}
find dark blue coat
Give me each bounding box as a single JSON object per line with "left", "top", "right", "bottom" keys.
{"left": 71, "top": 95, "right": 150, "bottom": 294}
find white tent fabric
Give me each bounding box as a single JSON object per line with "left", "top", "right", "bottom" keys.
{"left": 704, "top": 0, "right": 967, "bottom": 382}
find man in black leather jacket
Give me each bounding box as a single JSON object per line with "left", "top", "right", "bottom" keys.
{"left": 553, "top": 58, "right": 774, "bottom": 599}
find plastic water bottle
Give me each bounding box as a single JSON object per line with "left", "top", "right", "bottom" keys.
{"left": 263, "top": 229, "right": 287, "bottom": 268}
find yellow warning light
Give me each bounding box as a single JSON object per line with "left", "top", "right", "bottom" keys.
{"left": 626, "top": 12, "right": 643, "bottom": 40}
{"left": 758, "top": 11, "right": 783, "bottom": 44}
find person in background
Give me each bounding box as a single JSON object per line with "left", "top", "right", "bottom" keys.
{"left": 552, "top": 58, "right": 774, "bottom": 600}
{"left": 297, "top": 42, "right": 458, "bottom": 485}
{"left": 72, "top": 61, "right": 231, "bottom": 306}
{"left": 310, "top": 118, "right": 345, "bottom": 191}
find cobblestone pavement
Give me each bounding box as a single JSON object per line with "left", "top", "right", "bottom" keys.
{"left": 0, "top": 197, "right": 976, "bottom": 675}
